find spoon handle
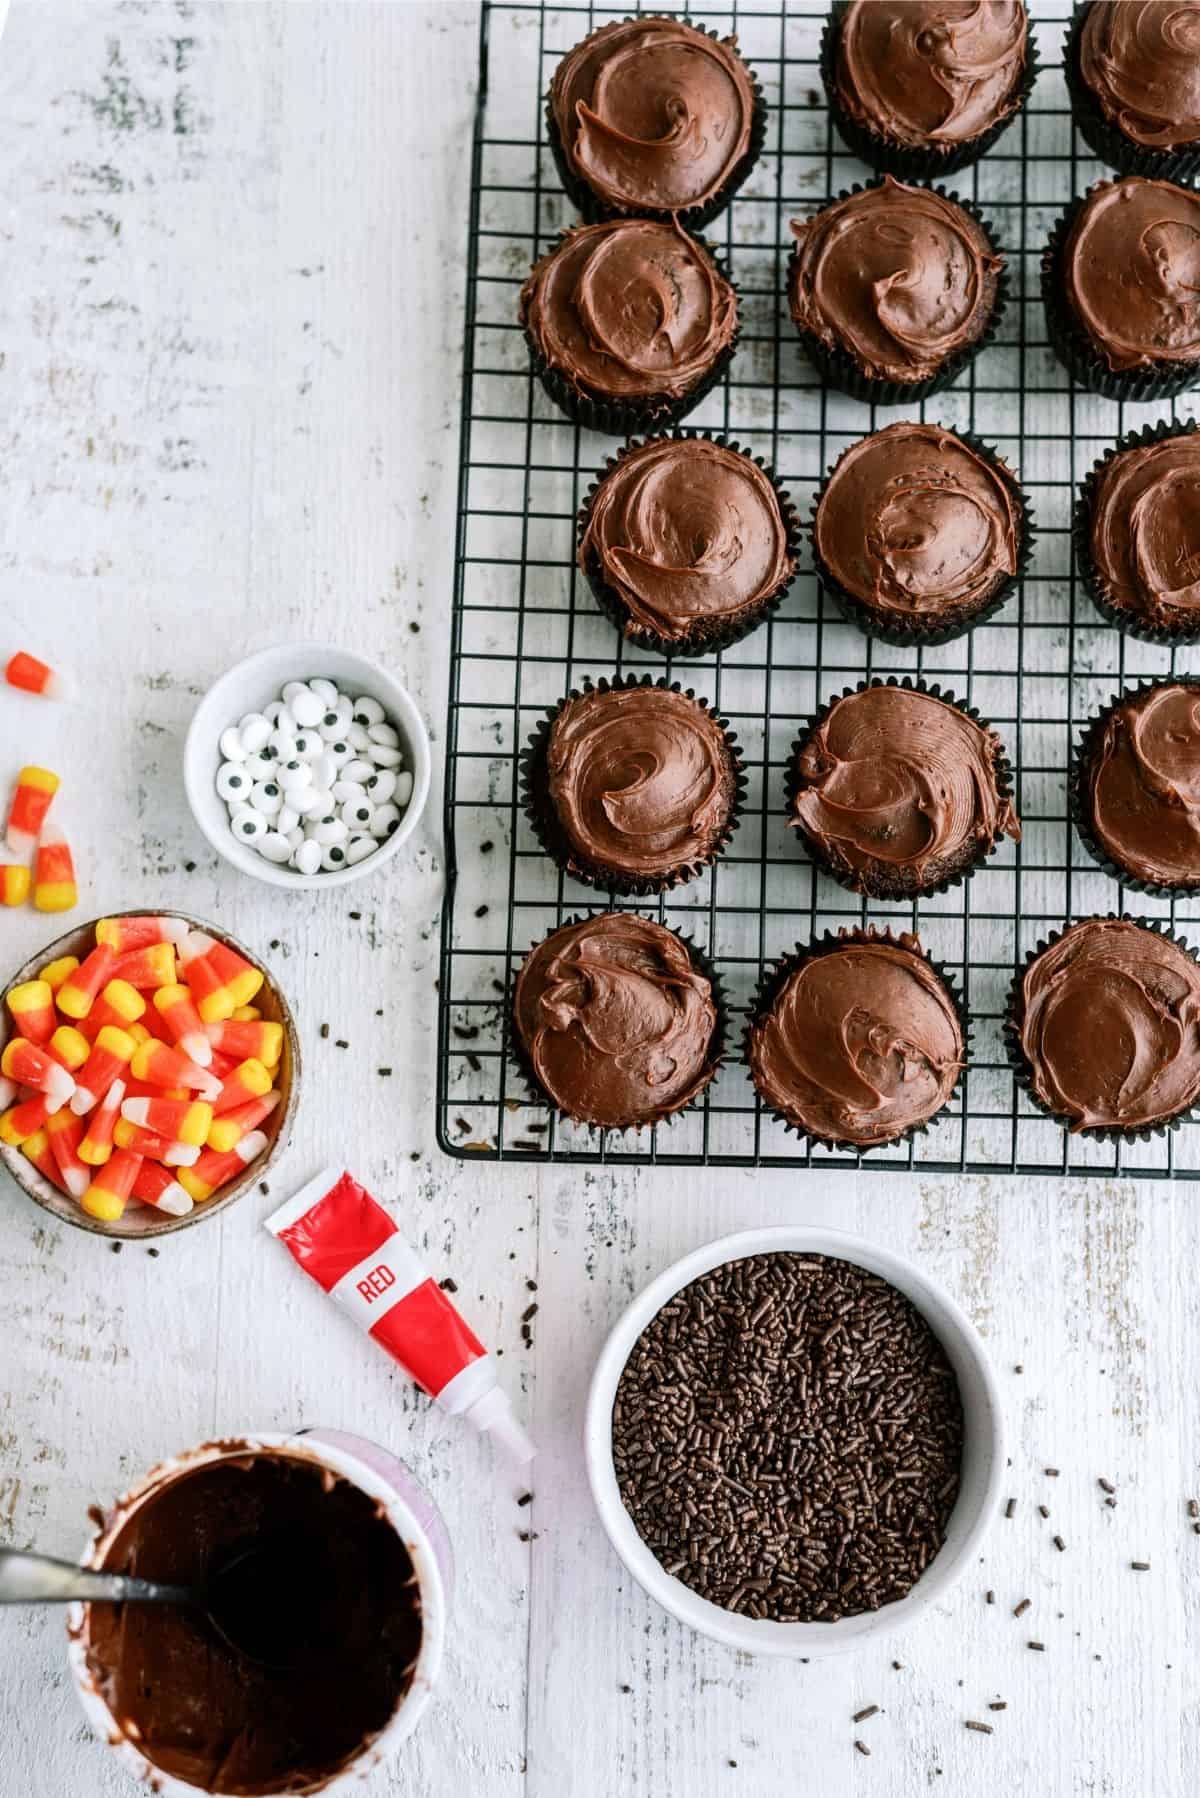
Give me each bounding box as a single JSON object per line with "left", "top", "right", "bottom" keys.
{"left": 0, "top": 1547, "right": 190, "bottom": 1605}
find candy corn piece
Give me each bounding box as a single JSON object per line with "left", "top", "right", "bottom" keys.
{"left": 113, "top": 1117, "right": 200, "bottom": 1167}
{"left": 131, "top": 1159, "right": 193, "bottom": 1217}
{"left": 153, "top": 985, "right": 212, "bottom": 1066}
{"left": 203, "top": 1018, "right": 283, "bottom": 1068}
{"left": 120, "top": 1096, "right": 212, "bottom": 1147}
{"left": 56, "top": 944, "right": 117, "bottom": 1019}
{"left": 6, "top": 979, "right": 56, "bottom": 1044}
{"left": 45, "top": 1108, "right": 90, "bottom": 1200}
{"left": 82, "top": 1148, "right": 141, "bottom": 1222}
{"left": 129, "top": 1038, "right": 221, "bottom": 1101}
{"left": 232, "top": 1005, "right": 262, "bottom": 1022}
{"left": 210, "top": 1057, "right": 272, "bottom": 1116}
{"left": 206, "top": 1050, "right": 237, "bottom": 1080}
{"left": 86, "top": 979, "right": 146, "bottom": 1036}
{"left": 39, "top": 954, "right": 79, "bottom": 994}
{"left": 78, "top": 1078, "right": 125, "bottom": 1167}
{"left": 207, "top": 1088, "right": 280, "bottom": 1152}
{"left": 6, "top": 766, "right": 59, "bottom": 857}
{"left": 47, "top": 1025, "right": 90, "bottom": 1073}
{"left": 1, "top": 1096, "right": 50, "bottom": 1144}
{"left": 0, "top": 1075, "right": 17, "bottom": 1110}
{"left": 71, "top": 1026, "right": 136, "bottom": 1115}
{"left": 180, "top": 932, "right": 262, "bottom": 1022}
{"left": 32, "top": 824, "right": 77, "bottom": 913}
{"left": 0, "top": 865, "right": 30, "bottom": 907}
{"left": 96, "top": 915, "right": 189, "bottom": 953}
{"left": 5, "top": 652, "right": 69, "bottom": 702}
{"left": 178, "top": 1129, "right": 268, "bottom": 1203}
{"left": 111, "top": 942, "right": 176, "bottom": 991}
{"left": 0, "top": 1038, "right": 74, "bottom": 1112}
{"left": 21, "top": 1127, "right": 66, "bottom": 1192}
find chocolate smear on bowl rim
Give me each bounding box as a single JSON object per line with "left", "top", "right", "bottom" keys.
{"left": 1070, "top": 675, "right": 1200, "bottom": 896}
{"left": 519, "top": 673, "right": 746, "bottom": 898}
{"left": 611, "top": 1251, "right": 964, "bottom": 1622}
{"left": 1073, "top": 419, "right": 1200, "bottom": 646}
{"left": 808, "top": 420, "right": 1035, "bottom": 648}
{"left": 821, "top": 0, "right": 1036, "bottom": 181}
{"left": 743, "top": 928, "right": 970, "bottom": 1155}
{"left": 784, "top": 677, "right": 1020, "bottom": 901}
{"left": 577, "top": 431, "right": 801, "bottom": 659}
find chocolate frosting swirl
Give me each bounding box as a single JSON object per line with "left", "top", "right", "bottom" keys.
{"left": 1085, "top": 683, "right": 1200, "bottom": 887}
{"left": 837, "top": 1, "right": 1028, "bottom": 149}
{"left": 1088, "top": 430, "right": 1200, "bottom": 628}
{"left": 789, "top": 178, "right": 1003, "bottom": 383}
{"left": 1063, "top": 178, "right": 1200, "bottom": 371}
{"left": 815, "top": 422, "right": 1019, "bottom": 619}
{"left": 749, "top": 932, "right": 964, "bottom": 1146}
{"left": 549, "top": 17, "right": 756, "bottom": 215}
{"left": 1017, "top": 918, "right": 1200, "bottom": 1131}
{"left": 790, "top": 685, "right": 1020, "bottom": 892}
{"left": 580, "top": 437, "right": 793, "bottom": 642}
{"left": 546, "top": 685, "right": 735, "bottom": 882}
{"left": 520, "top": 220, "right": 737, "bottom": 402}
{"left": 1080, "top": 0, "right": 1200, "bottom": 150}
{"left": 513, "top": 913, "right": 718, "bottom": 1128}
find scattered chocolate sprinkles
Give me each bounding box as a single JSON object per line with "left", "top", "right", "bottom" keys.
{"left": 985, "top": 1589, "right": 995, "bottom": 1604}
{"left": 1188, "top": 1498, "right": 1198, "bottom": 1520}
{"left": 1053, "top": 1535, "right": 1065, "bottom": 1552}
{"left": 965, "top": 1720, "right": 993, "bottom": 1735}
{"left": 319, "top": 1022, "right": 329, "bottom": 1040}
{"left": 1131, "top": 1560, "right": 1150, "bottom": 1571}
{"left": 852, "top": 1705, "right": 879, "bottom": 1724}
{"left": 612, "top": 1253, "right": 963, "bottom": 1622}
{"left": 1038, "top": 1504, "right": 1050, "bottom": 1519}
{"left": 1099, "top": 1478, "right": 1116, "bottom": 1496}
{"left": 1004, "top": 1498, "right": 1016, "bottom": 1519}
{"left": 1028, "top": 1640, "right": 1045, "bottom": 1652}
{"left": 1013, "top": 1597, "right": 1030, "bottom": 1617}
{"left": 854, "top": 1741, "right": 870, "bottom": 1758}
{"left": 988, "top": 1701, "right": 1007, "bottom": 1712}
{"left": 1044, "top": 1467, "right": 1059, "bottom": 1478}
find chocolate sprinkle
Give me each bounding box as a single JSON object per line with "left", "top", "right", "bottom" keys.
{"left": 852, "top": 1705, "right": 879, "bottom": 1723}
{"left": 965, "top": 1721, "right": 994, "bottom": 1735}
{"left": 854, "top": 1741, "right": 871, "bottom": 1757}
{"left": 1013, "top": 1597, "right": 1031, "bottom": 1617}
{"left": 612, "top": 1253, "right": 963, "bottom": 1622}
{"left": 1004, "top": 1498, "right": 1016, "bottom": 1519}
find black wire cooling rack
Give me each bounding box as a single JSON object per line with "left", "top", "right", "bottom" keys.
{"left": 437, "top": 0, "right": 1200, "bottom": 1180}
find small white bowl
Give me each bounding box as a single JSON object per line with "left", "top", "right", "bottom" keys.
{"left": 184, "top": 643, "right": 431, "bottom": 891}
{"left": 585, "top": 1225, "right": 1004, "bottom": 1658}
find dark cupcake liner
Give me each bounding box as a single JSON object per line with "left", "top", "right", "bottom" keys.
{"left": 744, "top": 926, "right": 971, "bottom": 1156}
{"left": 577, "top": 430, "right": 802, "bottom": 658}
{"left": 788, "top": 179, "right": 1009, "bottom": 404}
{"left": 820, "top": 1, "right": 1039, "bottom": 179}
{"left": 784, "top": 675, "right": 1019, "bottom": 900}
{"left": 507, "top": 910, "right": 729, "bottom": 1134}
{"left": 1004, "top": 915, "right": 1200, "bottom": 1142}
{"left": 809, "top": 423, "right": 1035, "bottom": 648}
{"left": 1073, "top": 418, "right": 1200, "bottom": 644}
{"left": 1063, "top": 3, "right": 1200, "bottom": 183}
{"left": 518, "top": 673, "right": 747, "bottom": 896}
{"left": 1069, "top": 675, "right": 1200, "bottom": 899}
{"left": 545, "top": 17, "right": 768, "bottom": 233}
{"left": 1042, "top": 189, "right": 1200, "bottom": 401}
{"left": 522, "top": 227, "right": 740, "bottom": 436}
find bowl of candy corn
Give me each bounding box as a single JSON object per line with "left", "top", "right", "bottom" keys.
{"left": 0, "top": 912, "right": 300, "bottom": 1239}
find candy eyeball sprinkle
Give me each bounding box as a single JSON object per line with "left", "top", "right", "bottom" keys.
{"left": 217, "top": 673, "right": 414, "bottom": 872}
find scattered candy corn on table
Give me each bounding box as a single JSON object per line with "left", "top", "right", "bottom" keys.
{"left": 1, "top": 7, "right": 1197, "bottom": 1798}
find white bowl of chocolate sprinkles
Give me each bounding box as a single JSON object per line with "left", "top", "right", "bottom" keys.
{"left": 586, "top": 1226, "right": 1004, "bottom": 1656}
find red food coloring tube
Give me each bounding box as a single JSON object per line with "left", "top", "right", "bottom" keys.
{"left": 267, "top": 1168, "right": 536, "bottom": 1464}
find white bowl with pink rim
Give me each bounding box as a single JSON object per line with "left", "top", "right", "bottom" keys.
{"left": 67, "top": 1429, "right": 449, "bottom": 1794}
{"left": 584, "top": 1225, "right": 1004, "bottom": 1659}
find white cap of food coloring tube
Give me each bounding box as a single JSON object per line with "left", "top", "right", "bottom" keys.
{"left": 462, "top": 1385, "right": 537, "bottom": 1465}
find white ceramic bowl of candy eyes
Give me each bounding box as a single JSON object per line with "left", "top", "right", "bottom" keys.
{"left": 184, "top": 643, "right": 431, "bottom": 891}
{"left": 585, "top": 1226, "right": 1005, "bottom": 1659}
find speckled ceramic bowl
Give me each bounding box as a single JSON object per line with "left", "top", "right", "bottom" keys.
{"left": 0, "top": 911, "right": 299, "bottom": 1239}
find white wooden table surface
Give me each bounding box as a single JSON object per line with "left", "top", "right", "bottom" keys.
{"left": 0, "top": 4, "right": 1195, "bottom": 1795}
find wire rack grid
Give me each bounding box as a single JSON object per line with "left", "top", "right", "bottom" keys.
{"left": 437, "top": 0, "right": 1200, "bottom": 1180}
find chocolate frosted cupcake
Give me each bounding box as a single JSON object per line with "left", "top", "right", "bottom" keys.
{"left": 511, "top": 912, "right": 723, "bottom": 1130}
{"left": 788, "top": 178, "right": 1006, "bottom": 403}
{"left": 1042, "top": 178, "right": 1200, "bottom": 400}
{"left": 547, "top": 16, "right": 764, "bottom": 230}
{"left": 786, "top": 680, "right": 1020, "bottom": 900}
{"left": 578, "top": 433, "right": 799, "bottom": 657}
{"left": 521, "top": 677, "right": 743, "bottom": 895}
{"left": 1073, "top": 679, "right": 1200, "bottom": 895}
{"left": 747, "top": 929, "right": 967, "bottom": 1151}
{"left": 811, "top": 422, "right": 1031, "bottom": 646}
{"left": 1008, "top": 917, "right": 1200, "bottom": 1137}
{"left": 824, "top": 1, "right": 1034, "bottom": 178}
{"left": 1065, "top": 2, "right": 1200, "bottom": 183}
{"left": 1076, "top": 421, "right": 1200, "bottom": 643}
{"left": 519, "top": 219, "right": 738, "bottom": 435}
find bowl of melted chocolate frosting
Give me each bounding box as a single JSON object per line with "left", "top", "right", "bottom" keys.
{"left": 69, "top": 1432, "right": 446, "bottom": 1795}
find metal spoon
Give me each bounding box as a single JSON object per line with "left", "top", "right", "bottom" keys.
{"left": 0, "top": 1546, "right": 192, "bottom": 1608}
